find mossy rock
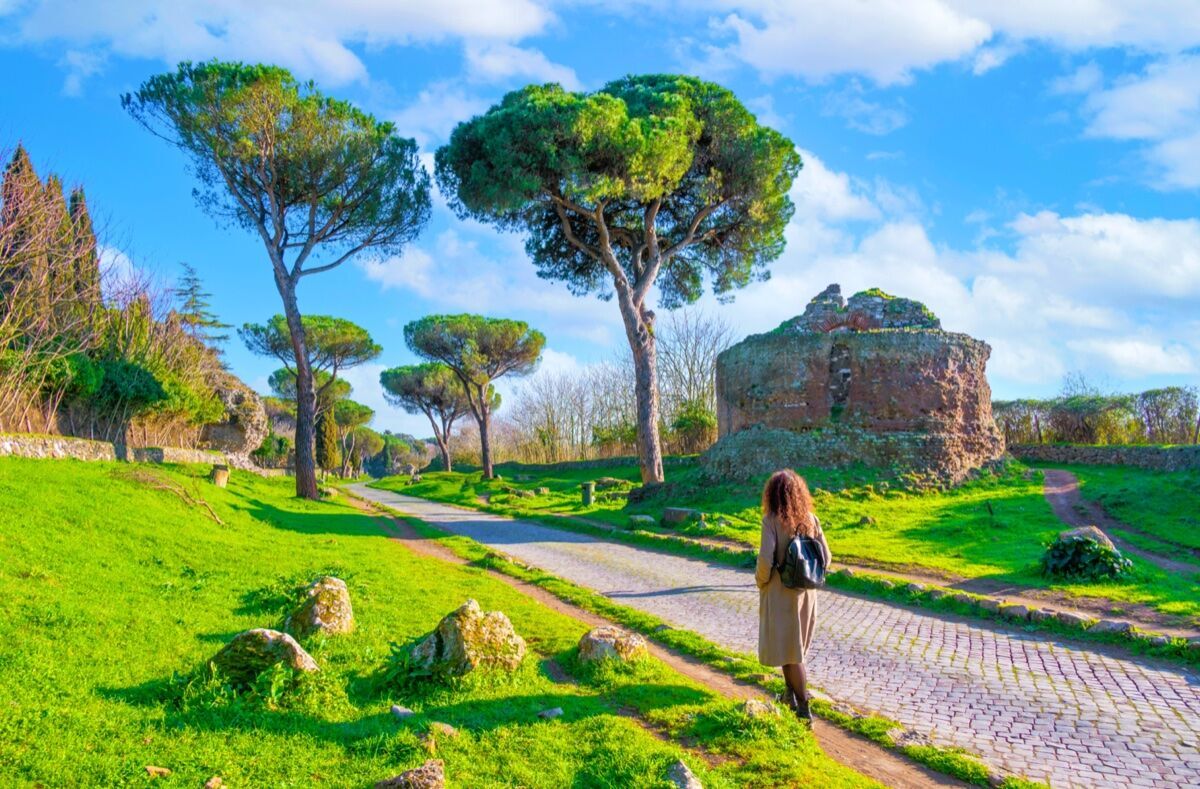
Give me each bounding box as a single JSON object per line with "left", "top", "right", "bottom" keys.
{"left": 410, "top": 599, "right": 526, "bottom": 676}
{"left": 285, "top": 576, "right": 354, "bottom": 637}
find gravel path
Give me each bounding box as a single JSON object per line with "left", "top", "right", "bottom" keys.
{"left": 351, "top": 484, "right": 1200, "bottom": 787}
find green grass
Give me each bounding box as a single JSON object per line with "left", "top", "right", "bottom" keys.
{"left": 371, "top": 460, "right": 1200, "bottom": 623}
{"left": 0, "top": 457, "right": 873, "bottom": 788}
{"left": 1057, "top": 463, "right": 1200, "bottom": 552}
{"left": 366, "top": 499, "right": 1042, "bottom": 788}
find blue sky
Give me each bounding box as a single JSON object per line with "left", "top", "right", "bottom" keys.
{"left": 2, "top": 1, "right": 1198, "bottom": 436}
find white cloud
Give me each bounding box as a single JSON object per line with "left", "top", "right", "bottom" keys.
{"left": 971, "top": 39, "right": 1022, "bottom": 75}
{"left": 1067, "top": 338, "right": 1195, "bottom": 376}
{"left": 1071, "top": 54, "right": 1200, "bottom": 188}
{"left": 791, "top": 149, "right": 880, "bottom": 222}
{"left": 464, "top": 42, "right": 580, "bottom": 90}
{"left": 359, "top": 226, "right": 620, "bottom": 347}
{"left": 713, "top": 0, "right": 990, "bottom": 85}
{"left": 4, "top": 0, "right": 556, "bottom": 88}
{"left": 822, "top": 82, "right": 909, "bottom": 135}
{"left": 389, "top": 83, "right": 491, "bottom": 149}
{"left": 1049, "top": 62, "right": 1103, "bottom": 95}
{"left": 57, "top": 49, "right": 105, "bottom": 96}
{"left": 682, "top": 153, "right": 1200, "bottom": 393}
{"left": 702, "top": 1, "right": 1200, "bottom": 85}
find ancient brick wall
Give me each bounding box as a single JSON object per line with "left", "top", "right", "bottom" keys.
{"left": 705, "top": 285, "right": 1005, "bottom": 482}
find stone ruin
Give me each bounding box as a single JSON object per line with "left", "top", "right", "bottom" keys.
{"left": 702, "top": 284, "right": 1005, "bottom": 483}
{"left": 200, "top": 370, "right": 268, "bottom": 470}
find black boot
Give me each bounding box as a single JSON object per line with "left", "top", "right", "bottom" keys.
{"left": 794, "top": 692, "right": 812, "bottom": 725}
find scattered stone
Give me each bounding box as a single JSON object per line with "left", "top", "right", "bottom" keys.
{"left": 211, "top": 628, "right": 319, "bottom": 685}
{"left": 886, "top": 727, "right": 931, "bottom": 748}
{"left": 1148, "top": 635, "right": 1171, "bottom": 647}
{"left": 375, "top": 759, "right": 446, "bottom": 789}
{"left": 742, "top": 698, "right": 778, "bottom": 718}
{"left": 1056, "top": 611, "right": 1092, "bottom": 628}
{"left": 1091, "top": 619, "right": 1134, "bottom": 636}
{"left": 653, "top": 624, "right": 672, "bottom": 633}
{"left": 1028, "top": 609, "right": 1053, "bottom": 623}
{"left": 988, "top": 772, "right": 1007, "bottom": 788}
{"left": 950, "top": 593, "right": 975, "bottom": 606}
{"left": 662, "top": 507, "right": 702, "bottom": 526}
{"left": 999, "top": 604, "right": 1030, "bottom": 621}
{"left": 1186, "top": 637, "right": 1200, "bottom": 653}
{"left": 878, "top": 579, "right": 895, "bottom": 590}
{"left": 594, "top": 477, "right": 629, "bottom": 490}
{"left": 204, "top": 778, "right": 224, "bottom": 789}
{"left": 535, "top": 487, "right": 550, "bottom": 495}
{"left": 578, "top": 626, "right": 648, "bottom": 663}
{"left": 627, "top": 514, "right": 657, "bottom": 530}
{"left": 285, "top": 576, "right": 354, "bottom": 637}
{"left": 209, "top": 463, "right": 230, "bottom": 488}
{"left": 429, "top": 722, "right": 458, "bottom": 738}
{"left": 904, "top": 582, "right": 925, "bottom": 593}
{"left": 977, "top": 598, "right": 1001, "bottom": 613}
{"left": 410, "top": 600, "right": 527, "bottom": 676}
{"left": 538, "top": 707, "right": 563, "bottom": 719}
{"left": 666, "top": 759, "right": 704, "bottom": 789}
{"left": 838, "top": 567, "right": 855, "bottom": 578}
{"left": 857, "top": 515, "right": 877, "bottom": 527}
{"left": 928, "top": 589, "right": 948, "bottom": 601}
{"left": 391, "top": 704, "right": 415, "bottom": 720}
{"left": 145, "top": 766, "right": 171, "bottom": 779}
{"left": 1058, "top": 525, "right": 1116, "bottom": 551}
{"left": 1041, "top": 526, "right": 1132, "bottom": 580}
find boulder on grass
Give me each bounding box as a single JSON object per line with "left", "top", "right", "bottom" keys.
{"left": 285, "top": 576, "right": 354, "bottom": 637}
{"left": 667, "top": 759, "right": 704, "bottom": 789}
{"left": 627, "top": 514, "right": 657, "bottom": 530}
{"left": 1041, "top": 526, "right": 1132, "bottom": 580}
{"left": 410, "top": 599, "right": 526, "bottom": 676}
{"left": 211, "top": 629, "right": 319, "bottom": 685}
{"left": 375, "top": 759, "right": 445, "bottom": 789}
{"left": 578, "top": 626, "right": 648, "bottom": 663}
{"left": 662, "top": 507, "right": 703, "bottom": 526}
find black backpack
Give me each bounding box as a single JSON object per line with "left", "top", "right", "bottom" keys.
{"left": 775, "top": 516, "right": 827, "bottom": 590}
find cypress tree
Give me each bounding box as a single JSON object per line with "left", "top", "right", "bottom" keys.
{"left": 315, "top": 409, "right": 341, "bottom": 473}
{"left": 43, "top": 175, "right": 73, "bottom": 330}
{"left": 69, "top": 187, "right": 100, "bottom": 306}
{"left": 1, "top": 145, "right": 50, "bottom": 315}
{"left": 175, "top": 262, "right": 230, "bottom": 349}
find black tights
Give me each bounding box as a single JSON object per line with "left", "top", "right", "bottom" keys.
{"left": 781, "top": 662, "right": 808, "bottom": 704}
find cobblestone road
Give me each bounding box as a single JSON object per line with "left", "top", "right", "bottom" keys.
{"left": 351, "top": 485, "right": 1200, "bottom": 787}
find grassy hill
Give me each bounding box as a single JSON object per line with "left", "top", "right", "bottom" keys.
{"left": 0, "top": 457, "right": 872, "bottom": 787}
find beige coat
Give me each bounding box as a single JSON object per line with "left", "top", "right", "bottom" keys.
{"left": 755, "top": 513, "right": 831, "bottom": 666}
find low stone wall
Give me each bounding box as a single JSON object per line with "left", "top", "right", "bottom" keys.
{"left": 0, "top": 434, "right": 117, "bottom": 462}
{"left": 1010, "top": 444, "right": 1200, "bottom": 471}
{"left": 0, "top": 434, "right": 227, "bottom": 467}
{"left": 701, "top": 424, "right": 1001, "bottom": 484}
{"left": 497, "top": 455, "right": 699, "bottom": 474}
{"left": 128, "top": 447, "right": 227, "bottom": 465}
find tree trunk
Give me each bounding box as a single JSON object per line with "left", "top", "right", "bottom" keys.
{"left": 630, "top": 335, "right": 664, "bottom": 484}
{"left": 478, "top": 392, "right": 494, "bottom": 479}
{"left": 616, "top": 289, "right": 664, "bottom": 484}
{"left": 422, "top": 408, "right": 454, "bottom": 473}
{"left": 278, "top": 278, "right": 319, "bottom": 499}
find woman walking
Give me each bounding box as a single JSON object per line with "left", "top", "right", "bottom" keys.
{"left": 755, "top": 469, "right": 831, "bottom": 723}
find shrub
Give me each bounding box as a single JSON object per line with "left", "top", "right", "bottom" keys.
{"left": 1041, "top": 531, "right": 1133, "bottom": 580}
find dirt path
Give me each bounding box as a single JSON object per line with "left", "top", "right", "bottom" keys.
{"left": 349, "top": 483, "right": 1200, "bottom": 788}
{"left": 1043, "top": 469, "right": 1200, "bottom": 576}
{"left": 345, "top": 492, "right": 965, "bottom": 789}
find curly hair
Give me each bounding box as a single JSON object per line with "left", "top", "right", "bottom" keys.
{"left": 761, "top": 469, "right": 816, "bottom": 537}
